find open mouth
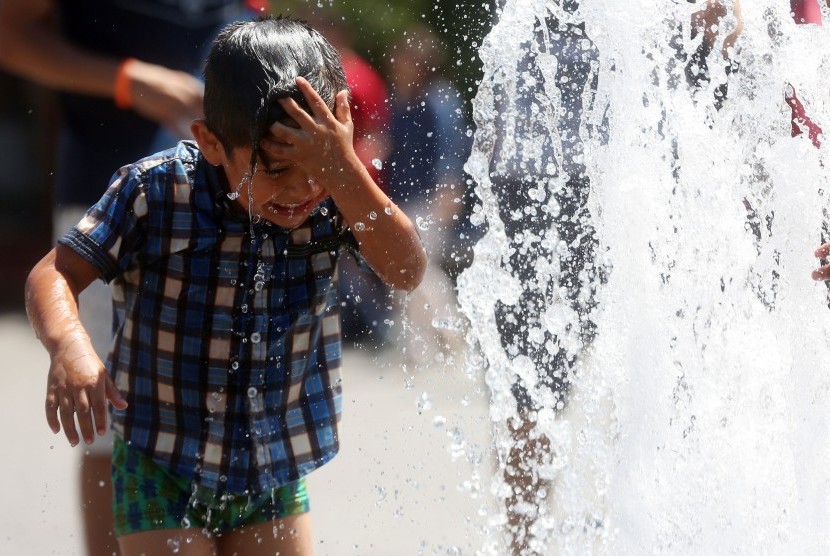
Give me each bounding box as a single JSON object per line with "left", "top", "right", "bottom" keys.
{"left": 266, "top": 193, "right": 326, "bottom": 218}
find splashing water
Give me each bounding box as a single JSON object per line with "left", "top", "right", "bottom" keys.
{"left": 226, "top": 166, "right": 260, "bottom": 237}
{"left": 459, "top": 0, "right": 830, "bottom": 553}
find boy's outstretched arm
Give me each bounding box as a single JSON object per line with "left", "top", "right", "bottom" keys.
{"left": 264, "top": 77, "right": 428, "bottom": 291}
{"left": 25, "top": 245, "right": 127, "bottom": 446}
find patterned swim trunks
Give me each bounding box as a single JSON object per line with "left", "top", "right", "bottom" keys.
{"left": 111, "top": 437, "right": 309, "bottom": 537}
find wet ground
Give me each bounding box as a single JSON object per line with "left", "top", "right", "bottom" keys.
{"left": 0, "top": 311, "right": 496, "bottom": 555}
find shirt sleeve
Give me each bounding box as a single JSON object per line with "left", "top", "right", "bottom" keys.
{"left": 57, "top": 164, "right": 147, "bottom": 283}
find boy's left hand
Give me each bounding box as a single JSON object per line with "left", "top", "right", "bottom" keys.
{"left": 262, "top": 77, "right": 361, "bottom": 190}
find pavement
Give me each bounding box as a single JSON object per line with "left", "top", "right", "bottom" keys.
{"left": 0, "top": 311, "right": 497, "bottom": 555}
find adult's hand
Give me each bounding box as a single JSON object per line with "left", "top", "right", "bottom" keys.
{"left": 812, "top": 243, "right": 830, "bottom": 281}
{"left": 126, "top": 59, "right": 205, "bottom": 139}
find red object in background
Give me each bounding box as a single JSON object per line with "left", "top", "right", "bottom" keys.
{"left": 342, "top": 52, "right": 392, "bottom": 188}
{"left": 786, "top": 85, "right": 823, "bottom": 148}
{"left": 244, "top": 0, "right": 270, "bottom": 13}
{"left": 791, "top": 0, "right": 823, "bottom": 25}
{"left": 787, "top": 1, "right": 823, "bottom": 148}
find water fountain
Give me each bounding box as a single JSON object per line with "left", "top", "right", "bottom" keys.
{"left": 458, "top": 0, "right": 830, "bottom": 553}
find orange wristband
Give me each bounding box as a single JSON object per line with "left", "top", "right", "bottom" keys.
{"left": 113, "top": 58, "right": 136, "bottom": 110}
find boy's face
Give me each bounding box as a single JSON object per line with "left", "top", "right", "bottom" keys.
{"left": 193, "top": 120, "right": 329, "bottom": 229}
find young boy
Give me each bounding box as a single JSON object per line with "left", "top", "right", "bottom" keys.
{"left": 25, "top": 16, "right": 426, "bottom": 556}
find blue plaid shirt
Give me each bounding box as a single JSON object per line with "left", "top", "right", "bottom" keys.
{"left": 59, "top": 141, "right": 354, "bottom": 494}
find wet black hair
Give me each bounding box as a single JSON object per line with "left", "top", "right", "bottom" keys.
{"left": 203, "top": 15, "right": 348, "bottom": 154}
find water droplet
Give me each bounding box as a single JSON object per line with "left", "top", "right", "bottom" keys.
{"left": 354, "top": 221, "right": 366, "bottom": 232}
{"left": 432, "top": 416, "right": 447, "bottom": 429}
{"left": 469, "top": 211, "right": 485, "bottom": 226}
{"left": 431, "top": 317, "right": 464, "bottom": 332}
{"left": 250, "top": 332, "right": 261, "bottom": 344}
{"left": 247, "top": 387, "right": 258, "bottom": 398}
{"left": 167, "top": 538, "right": 181, "bottom": 553}
{"left": 231, "top": 361, "right": 239, "bottom": 370}
{"left": 254, "top": 281, "right": 264, "bottom": 292}
{"left": 416, "top": 391, "right": 433, "bottom": 413}
{"left": 98, "top": 480, "right": 105, "bottom": 487}
{"left": 320, "top": 206, "right": 329, "bottom": 216}
{"left": 416, "top": 216, "right": 431, "bottom": 231}
{"left": 371, "top": 158, "right": 383, "bottom": 170}
{"left": 384, "top": 205, "right": 393, "bottom": 216}
{"left": 368, "top": 211, "right": 378, "bottom": 220}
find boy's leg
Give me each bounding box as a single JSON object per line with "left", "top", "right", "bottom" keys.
{"left": 118, "top": 529, "right": 215, "bottom": 556}
{"left": 216, "top": 513, "right": 313, "bottom": 556}
{"left": 80, "top": 447, "right": 118, "bottom": 555}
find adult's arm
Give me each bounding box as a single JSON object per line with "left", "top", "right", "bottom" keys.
{"left": 691, "top": 0, "right": 743, "bottom": 60}
{"left": 0, "top": 0, "right": 204, "bottom": 137}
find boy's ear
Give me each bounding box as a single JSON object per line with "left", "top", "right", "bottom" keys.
{"left": 191, "top": 120, "right": 227, "bottom": 166}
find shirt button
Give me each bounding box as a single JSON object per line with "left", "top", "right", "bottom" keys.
{"left": 250, "top": 332, "right": 261, "bottom": 344}
{"left": 247, "top": 386, "right": 258, "bottom": 398}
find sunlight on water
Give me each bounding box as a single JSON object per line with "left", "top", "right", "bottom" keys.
{"left": 459, "top": 0, "right": 830, "bottom": 553}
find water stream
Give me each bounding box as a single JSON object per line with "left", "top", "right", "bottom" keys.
{"left": 458, "top": 1, "right": 830, "bottom": 552}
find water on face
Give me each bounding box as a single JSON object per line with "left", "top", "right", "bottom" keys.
{"left": 458, "top": 0, "right": 830, "bottom": 553}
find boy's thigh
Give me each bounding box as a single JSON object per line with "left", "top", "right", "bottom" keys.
{"left": 118, "top": 528, "right": 215, "bottom": 556}
{"left": 216, "top": 513, "right": 314, "bottom": 556}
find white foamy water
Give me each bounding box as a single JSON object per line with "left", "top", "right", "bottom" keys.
{"left": 458, "top": 1, "right": 830, "bottom": 553}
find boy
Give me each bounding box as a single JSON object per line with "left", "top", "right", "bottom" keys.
{"left": 25, "top": 16, "right": 426, "bottom": 556}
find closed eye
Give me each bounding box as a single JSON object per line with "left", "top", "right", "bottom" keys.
{"left": 257, "top": 155, "right": 291, "bottom": 178}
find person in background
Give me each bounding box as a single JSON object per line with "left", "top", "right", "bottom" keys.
{"left": 486, "top": 2, "right": 603, "bottom": 551}
{"left": 687, "top": 1, "right": 830, "bottom": 300}
{"left": 384, "top": 23, "right": 472, "bottom": 359}
{"left": 0, "top": 1, "right": 260, "bottom": 554}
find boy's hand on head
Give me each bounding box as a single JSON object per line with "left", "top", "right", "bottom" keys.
{"left": 45, "top": 334, "right": 127, "bottom": 446}
{"left": 261, "top": 77, "right": 361, "bottom": 190}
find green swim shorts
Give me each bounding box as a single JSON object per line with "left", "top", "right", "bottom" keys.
{"left": 111, "top": 437, "right": 309, "bottom": 537}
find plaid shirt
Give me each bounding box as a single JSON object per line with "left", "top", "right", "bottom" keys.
{"left": 59, "top": 141, "right": 354, "bottom": 494}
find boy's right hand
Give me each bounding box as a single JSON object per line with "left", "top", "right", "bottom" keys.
{"left": 45, "top": 335, "right": 127, "bottom": 446}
